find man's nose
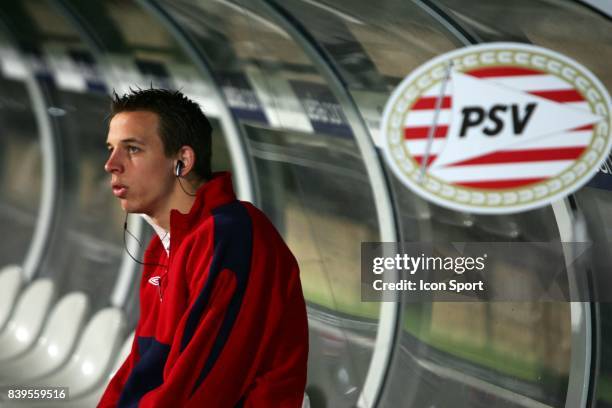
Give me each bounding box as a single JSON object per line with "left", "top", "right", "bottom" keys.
{"left": 104, "top": 149, "right": 124, "bottom": 174}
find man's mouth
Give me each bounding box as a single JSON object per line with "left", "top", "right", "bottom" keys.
{"left": 112, "top": 184, "right": 128, "bottom": 198}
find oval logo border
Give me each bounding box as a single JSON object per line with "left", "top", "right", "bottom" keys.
{"left": 381, "top": 42, "right": 612, "bottom": 214}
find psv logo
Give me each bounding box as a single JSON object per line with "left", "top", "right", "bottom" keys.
{"left": 459, "top": 103, "right": 536, "bottom": 137}
{"left": 382, "top": 43, "right": 612, "bottom": 214}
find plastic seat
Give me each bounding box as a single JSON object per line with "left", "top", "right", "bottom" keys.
{"left": 3, "top": 329, "right": 133, "bottom": 408}
{"left": 0, "top": 278, "right": 55, "bottom": 361}
{"left": 108, "top": 332, "right": 135, "bottom": 378}
{"left": 0, "top": 264, "right": 24, "bottom": 331}
{"left": 0, "top": 292, "right": 89, "bottom": 383}
{"left": 29, "top": 307, "right": 126, "bottom": 398}
{"left": 59, "top": 331, "right": 136, "bottom": 408}
{"left": 9, "top": 331, "right": 305, "bottom": 408}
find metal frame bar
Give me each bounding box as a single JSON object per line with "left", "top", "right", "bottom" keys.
{"left": 21, "top": 65, "right": 58, "bottom": 282}
{"left": 254, "top": 1, "right": 400, "bottom": 406}
{"left": 577, "top": 0, "right": 612, "bottom": 18}
{"left": 0, "top": 18, "right": 59, "bottom": 283}
{"left": 552, "top": 199, "right": 593, "bottom": 408}
{"left": 411, "top": 0, "right": 479, "bottom": 44}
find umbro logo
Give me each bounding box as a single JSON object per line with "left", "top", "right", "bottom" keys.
{"left": 148, "top": 276, "right": 161, "bottom": 286}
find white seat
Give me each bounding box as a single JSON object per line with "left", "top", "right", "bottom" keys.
{"left": 302, "top": 393, "right": 310, "bottom": 408}
{"left": 5, "top": 332, "right": 305, "bottom": 408}
{"left": 0, "top": 278, "right": 54, "bottom": 361}
{"left": 30, "top": 307, "right": 126, "bottom": 398}
{"left": 0, "top": 265, "right": 24, "bottom": 331}
{"left": 57, "top": 331, "right": 136, "bottom": 408}
{"left": 0, "top": 292, "right": 89, "bottom": 383}
{"left": 110, "top": 332, "right": 135, "bottom": 378}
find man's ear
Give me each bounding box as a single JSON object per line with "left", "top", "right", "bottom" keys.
{"left": 177, "top": 146, "right": 196, "bottom": 176}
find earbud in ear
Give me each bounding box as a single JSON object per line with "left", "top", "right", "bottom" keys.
{"left": 175, "top": 160, "right": 184, "bottom": 177}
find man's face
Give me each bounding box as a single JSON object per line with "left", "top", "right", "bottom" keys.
{"left": 105, "top": 111, "right": 174, "bottom": 214}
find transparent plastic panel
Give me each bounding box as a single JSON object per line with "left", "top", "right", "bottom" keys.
{"left": 433, "top": 2, "right": 612, "bottom": 406}
{"left": 435, "top": 0, "right": 612, "bottom": 91}
{"left": 273, "top": 1, "right": 574, "bottom": 407}
{"left": 0, "top": 1, "right": 124, "bottom": 311}
{"left": 244, "top": 124, "right": 380, "bottom": 407}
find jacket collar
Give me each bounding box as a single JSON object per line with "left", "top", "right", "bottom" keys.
{"left": 143, "top": 172, "right": 237, "bottom": 263}
{"left": 169, "top": 171, "right": 237, "bottom": 232}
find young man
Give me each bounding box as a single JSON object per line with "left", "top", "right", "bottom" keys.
{"left": 99, "top": 89, "right": 308, "bottom": 407}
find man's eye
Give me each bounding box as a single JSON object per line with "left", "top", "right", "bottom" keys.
{"left": 128, "top": 146, "right": 140, "bottom": 153}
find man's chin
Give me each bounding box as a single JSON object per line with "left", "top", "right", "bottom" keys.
{"left": 120, "top": 200, "right": 153, "bottom": 216}
{"left": 120, "top": 199, "right": 139, "bottom": 213}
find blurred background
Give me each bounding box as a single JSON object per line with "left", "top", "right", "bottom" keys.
{"left": 0, "top": 0, "right": 611, "bottom": 407}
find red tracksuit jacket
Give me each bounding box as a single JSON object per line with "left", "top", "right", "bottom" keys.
{"left": 98, "top": 172, "right": 308, "bottom": 407}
